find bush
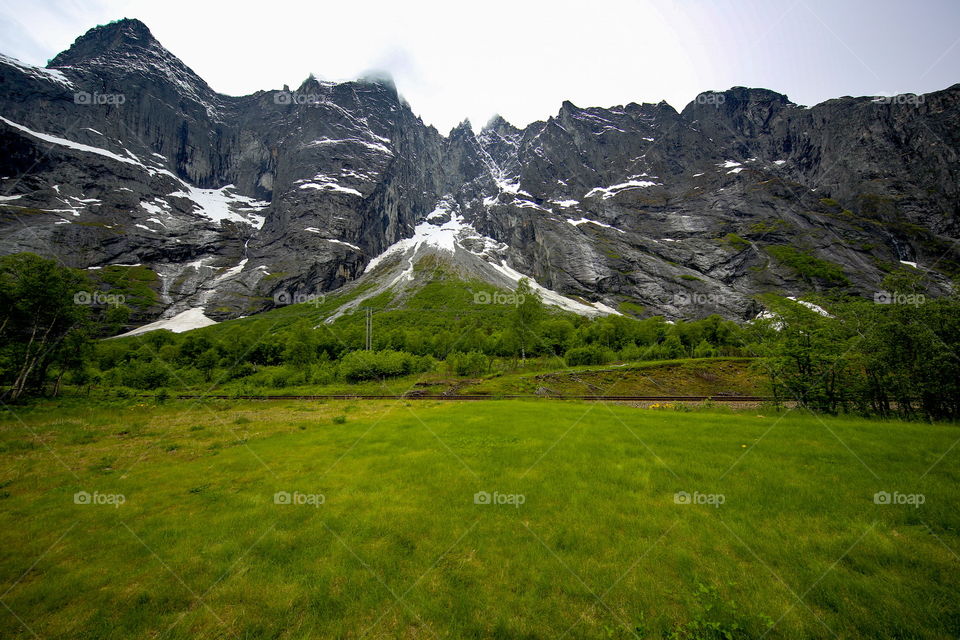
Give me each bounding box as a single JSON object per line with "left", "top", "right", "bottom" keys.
{"left": 311, "top": 365, "right": 336, "bottom": 386}
{"left": 122, "top": 360, "right": 171, "bottom": 390}
{"left": 765, "top": 245, "right": 849, "bottom": 285}
{"left": 619, "top": 345, "right": 645, "bottom": 361}
{"left": 693, "top": 339, "right": 719, "bottom": 358}
{"left": 448, "top": 351, "right": 488, "bottom": 377}
{"left": 224, "top": 362, "right": 256, "bottom": 380}
{"left": 564, "top": 345, "right": 614, "bottom": 367}
{"left": 338, "top": 350, "right": 434, "bottom": 382}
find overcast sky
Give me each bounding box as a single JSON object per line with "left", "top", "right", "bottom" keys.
{"left": 1, "top": 0, "right": 958, "bottom": 132}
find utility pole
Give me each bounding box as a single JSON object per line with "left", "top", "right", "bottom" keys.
{"left": 365, "top": 307, "right": 372, "bottom": 350}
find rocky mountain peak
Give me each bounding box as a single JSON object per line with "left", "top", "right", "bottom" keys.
{"left": 448, "top": 118, "right": 475, "bottom": 138}
{"left": 481, "top": 114, "right": 518, "bottom": 137}
{"left": 357, "top": 70, "right": 398, "bottom": 94}
{"left": 49, "top": 18, "right": 157, "bottom": 67}
{"left": 296, "top": 73, "right": 327, "bottom": 93}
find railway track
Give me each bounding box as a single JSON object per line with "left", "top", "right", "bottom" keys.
{"left": 175, "top": 394, "right": 774, "bottom": 402}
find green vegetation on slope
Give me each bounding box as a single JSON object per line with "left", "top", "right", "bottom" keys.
{"left": 4, "top": 254, "right": 960, "bottom": 422}
{"left": 764, "top": 245, "right": 850, "bottom": 286}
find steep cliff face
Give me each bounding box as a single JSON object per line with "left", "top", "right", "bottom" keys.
{"left": 1, "top": 18, "right": 957, "bottom": 329}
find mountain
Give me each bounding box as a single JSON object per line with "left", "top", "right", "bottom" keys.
{"left": 1, "top": 18, "right": 958, "bottom": 331}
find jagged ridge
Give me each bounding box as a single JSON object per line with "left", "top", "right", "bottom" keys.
{"left": 1, "top": 18, "right": 958, "bottom": 333}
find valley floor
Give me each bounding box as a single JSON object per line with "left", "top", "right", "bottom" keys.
{"left": 0, "top": 399, "right": 957, "bottom": 639}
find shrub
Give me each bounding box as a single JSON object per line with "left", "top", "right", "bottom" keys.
{"left": 339, "top": 350, "right": 434, "bottom": 382}
{"left": 765, "top": 245, "right": 849, "bottom": 285}
{"left": 448, "top": 351, "right": 488, "bottom": 377}
{"left": 564, "top": 345, "right": 615, "bottom": 367}
{"left": 618, "top": 345, "right": 645, "bottom": 361}
{"left": 693, "top": 339, "right": 718, "bottom": 358}
{"left": 122, "top": 361, "right": 171, "bottom": 390}
{"left": 722, "top": 233, "right": 750, "bottom": 251}
{"left": 224, "top": 362, "right": 256, "bottom": 380}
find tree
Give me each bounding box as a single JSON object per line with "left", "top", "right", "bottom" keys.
{"left": 195, "top": 349, "right": 219, "bottom": 382}
{"left": 541, "top": 318, "right": 575, "bottom": 355}
{"left": 0, "top": 254, "right": 91, "bottom": 400}
{"left": 754, "top": 296, "right": 859, "bottom": 413}
{"left": 178, "top": 334, "right": 213, "bottom": 365}
{"left": 283, "top": 323, "right": 318, "bottom": 370}
{"left": 512, "top": 279, "right": 544, "bottom": 362}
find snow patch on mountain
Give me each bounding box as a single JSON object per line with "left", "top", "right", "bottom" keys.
{"left": 585, "top": 176, "right": 661, "bottom": 199}
{"left": 567, "top": 217, "right": 624, "bottom": 233}
{"left": 1, "top": 117, "right": 267, "bottom": 229}
{"left": 169, "top": 184, "right": 269, "bottom": 228}
{"left": 486, "top": 260, "right": 620, "bottom": 316}
{"left": 356, "top": 198, "right": 618, "bottom": 317}
{"left": 306, "top": 137, "right": 392, "bottom": 155}
{"left": 363, "top": 201, "right": 468, "bottom": 279}
{"left": 0, "top": 54, "right": 74, "bottom": 88}
{"left": 0, "top": 116, "right": 143, "bottom": 166}
{"left": 115, "top": 308, "right": 217, "bottom": 337}
{"left": 298, "top": 175, "right": 363, "bottom": 197}
{"left": 303, "top": 228, "right": 362, "bottom": 251}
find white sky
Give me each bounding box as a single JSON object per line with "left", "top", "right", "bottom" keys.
{"left": 1, "top": 0, "right": 958, "bottom": 133}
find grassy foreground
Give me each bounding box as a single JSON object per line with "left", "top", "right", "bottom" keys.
{"left": 0, "top": 399, "right": 958, "bottom": 639}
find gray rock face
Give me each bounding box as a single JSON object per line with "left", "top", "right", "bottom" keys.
{"left": 1, "top": 18, "right": 957, "bottom": 327}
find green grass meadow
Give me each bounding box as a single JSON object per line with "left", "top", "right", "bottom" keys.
{"left": 1, "top": 399, "right": 958, "bottom": 638}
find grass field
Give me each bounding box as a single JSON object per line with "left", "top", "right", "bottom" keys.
{"left": 1, "top": 398, "right": 958, "bottom": 639}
